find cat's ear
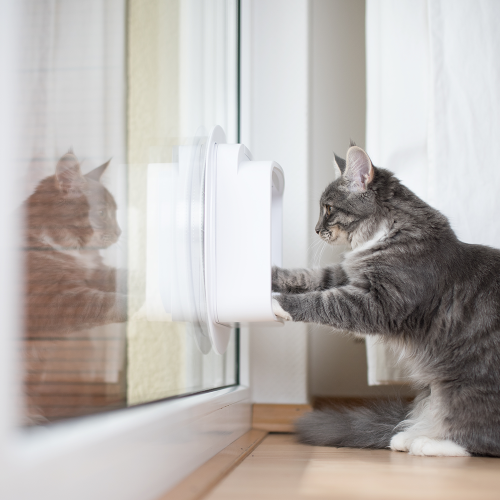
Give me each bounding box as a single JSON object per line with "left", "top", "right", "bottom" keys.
{"left": 85, "top": 158, "right": 111, "bottom": 182}
{"left": 344, "top": 146, "right": 374, "bottom": 193}
{"left": 333, "top": 153, "right": 346, "bottom": 179}
{"left": 55, "top": 153, "right": 85, "bottom": 196}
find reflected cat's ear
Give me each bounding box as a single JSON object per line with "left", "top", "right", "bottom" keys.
{"left": 344, "top": 146, "right": 374, "bottom": 193}
{"left": 55, "top": 152, "right": 85, "bottom": 196}
{"left": 333, "top": 153, "right": 346, "bottom": 179}
{"left": 85, "top": 158, "right": 111, "bottom": 182}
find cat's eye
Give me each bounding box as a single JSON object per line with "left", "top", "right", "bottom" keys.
{"left": 326, "top": 205, "right": 332, "bottom": 216}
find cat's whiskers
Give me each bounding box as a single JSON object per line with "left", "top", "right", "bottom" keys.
{"left": 317, "top": 244, "right": 325, "bottom": 266}
{"left": 311, "top": 239, "right": 324, "bottom": 266}
{"left": 316, "top": 239, "right": 329, "bottom": 266}
{"left": 308, "top": 237, "right": 322, "bottom": 251}
{"left": 310, "top": 237, "right": 329, "bottom": 267}
{"left": 308, "top": 238, "right": 322, "bottom": 263}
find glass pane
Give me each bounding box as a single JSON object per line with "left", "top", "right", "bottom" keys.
{"left": 17, "top": 0, "right": 238, "bottom": 425}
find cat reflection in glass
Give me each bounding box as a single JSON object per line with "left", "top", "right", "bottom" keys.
{"left": 24, "top": 152, "right": 127, "bottom": 337}
{"left": 273, "top": 143, "right": 500, "bottom": 457}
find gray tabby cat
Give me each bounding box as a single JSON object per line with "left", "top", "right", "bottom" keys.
{"left": 272, "top": 143, "right": 500, "bottom": 457}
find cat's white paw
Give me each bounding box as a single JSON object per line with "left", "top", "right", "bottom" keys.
{"left": 409, "top": 436, "right": 470, "bottom": 457}
{"left": 272, "top": 298, "right": 292, "bottom": 321}
{"left": 390, "top": 432, "right": 413, "bottom": 452}
{"left": 130, "top": 303, "right": 149, "bottom": 321}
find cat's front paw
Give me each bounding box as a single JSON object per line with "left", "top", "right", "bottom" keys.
{"left": 271, "top": 266, "right": 282, "bottom": 292}
{"left": 272, "top": 298, "right": 292, "bottom": 321}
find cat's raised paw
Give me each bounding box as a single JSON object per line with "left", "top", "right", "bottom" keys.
{"left": 409, "top": 437, "right": 470, "bottom": 457}
{"left": 272, "top": 298, "right": 292, "bottom": 321}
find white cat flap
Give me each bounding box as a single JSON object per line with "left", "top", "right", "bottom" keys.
{"left": 145, "top": 126, "right": 285, "bottom": 355}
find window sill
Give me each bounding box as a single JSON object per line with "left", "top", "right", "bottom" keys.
{"left": 2, "top": 386, "right": 251, "bottom": 500}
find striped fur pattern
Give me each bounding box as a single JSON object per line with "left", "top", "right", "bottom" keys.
{"left": 273, "top": 145, "right": 500, "bottom": 457}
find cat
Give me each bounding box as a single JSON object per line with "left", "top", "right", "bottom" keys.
{"left": 272, "top": 143, "right": 500, "bottom": 457}
{"left": 24, "top": 151, "right": 127, "bottom": 336}
{"left": 22, "top": 151, "right": 128, "bottom": 424}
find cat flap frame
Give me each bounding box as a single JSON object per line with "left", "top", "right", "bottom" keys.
{"left": 147, "top": 126, "right": 285, "bottom": 355}
{"left": 207, "top": 126, "right": 285, "bottom": 352}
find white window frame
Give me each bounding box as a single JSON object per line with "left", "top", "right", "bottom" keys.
{"left": 0, "top": 0, "right": 312, "bottom": 498}
{"left": 0, "top": 2, "right": 250, "bottom": 500}
{"left": 1, "top": 385, "right": 250, "bottom": 500}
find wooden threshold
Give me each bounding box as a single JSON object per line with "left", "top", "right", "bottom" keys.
{"left": 162, "top": 402, "right": 405, "bottom": 499}
{"left": 158, "top": 429, "right": 268, "bottom": 500}
{"left": 251, "top": 399, "right": 412, "bottom": 433}
{"left": 252, "top": 403, "right": 313, "bottom": 432}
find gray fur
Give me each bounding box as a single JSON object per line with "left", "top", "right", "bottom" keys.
{"left": 273, "top": 144, "right": 500, "bottom": 457}
{"left": 296, "top": 399, "right": 409, "bottom": 449}
{"left": 333, "top": 153, "right": 346, "bottom": 174}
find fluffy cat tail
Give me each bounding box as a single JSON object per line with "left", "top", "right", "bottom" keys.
{"left": 295, "top": 399, "right": 410, "bottom": 449}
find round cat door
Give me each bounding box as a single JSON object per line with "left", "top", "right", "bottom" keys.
{"left": 205, "top": 126, "right": 285, "bottom": 353}
{"left": 148, "top": 126, "right": 284, "bottom": 355}
{"left": 147, "top": 131, "right": 212, "bottom": 354}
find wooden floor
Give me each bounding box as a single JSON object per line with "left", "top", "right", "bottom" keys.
{"left": 204, "top": 434, "right": 500, "bottom": 500}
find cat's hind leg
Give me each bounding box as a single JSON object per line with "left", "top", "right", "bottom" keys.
{"left": 409, "top": 437, "right": 470, "bottom": 457}
{"left": 390, "top": 388, "right": 470, "bottom": 456}
{"left": 391, "top": 429, "right": 469, "bottom": 456}
{"left": 389, "top": 390, "right": 430, "bottom": 453}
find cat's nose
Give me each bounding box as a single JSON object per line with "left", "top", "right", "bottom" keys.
{"left": 315, "top": 228, "right": 320, "bottom": 235}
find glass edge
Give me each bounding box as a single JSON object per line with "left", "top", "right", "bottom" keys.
{"left": 235, "top": 0, "right": 241, "bottom": 388}
{"left": 22, "top": 0, "right": 243, "bottom": 429}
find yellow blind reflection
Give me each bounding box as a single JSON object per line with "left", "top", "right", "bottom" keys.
{"left": 127, "top": 0, "right": 186, "bottom": 404}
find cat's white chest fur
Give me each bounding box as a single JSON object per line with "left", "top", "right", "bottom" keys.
{"left": 41, "top": 233, "right": 102, "bottom": 269}
{"left": 348, "top": 223, "right": 389, "bottom": 256}
{"left": 342, "top": 223, "right": 389, "bottom": 278}
{"left": 70, "top": 249, "right": 102, "bottom": 270}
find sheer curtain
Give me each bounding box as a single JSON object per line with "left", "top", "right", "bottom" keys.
{"left": 365, "top": 0, "right": 500, "bottom": 384}
{"left": 17, "top": 0, "right": 126, "bottom": 196}
{"left": 17, "top": 0, "right": 127, "bottom": 422}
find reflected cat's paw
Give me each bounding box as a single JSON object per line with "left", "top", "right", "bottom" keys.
{"left": 272, "top": 298, "right": 292, "bottom": 321}
{"left": 130, "top": 303, "right": 148, "bottom": 322}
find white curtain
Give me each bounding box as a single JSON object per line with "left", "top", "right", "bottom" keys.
{"left": 365, "top": 0, "right": 500, "bottom": 384}
{"left": 17, "top": 0, "right": 126, "bottom": 199}
{"left": 17, "top": 0, "right": 127, "bottom": 391}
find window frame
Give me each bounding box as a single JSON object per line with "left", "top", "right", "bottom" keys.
{"left": 0, "top": 385, "right": 250, "bottom": 500}
{"left": 0, "top": 1, "right": 251, "bottom": 499}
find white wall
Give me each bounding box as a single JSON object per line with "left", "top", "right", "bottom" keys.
{"left": 243, "top": 0, "right": 414, "bottom": 401}
{"left": 241, "top": 0, "right": 309, "bottom": 404}
{"left": 308, "top": 0, "right": 413, "bottom": 397}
